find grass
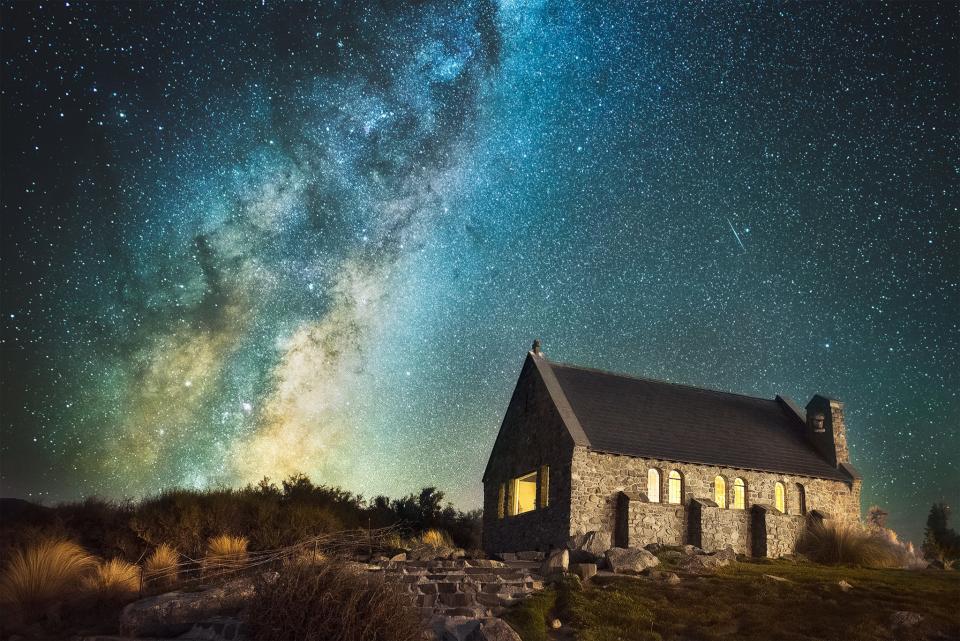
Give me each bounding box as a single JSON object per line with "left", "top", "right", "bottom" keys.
{"left": 143, "top": 543, "right": 180, "bottom": 585}
{"left": 506, "top": 559, "right": 960, "bottom": 641}
{"left": 82, "top": 558, "right": 141, "bottom": 598}
{"left": 797, "top": 519, "right": 903, "bottom": 568}
{"left": 245, "top": 558, "right": 422, "bottom": 641}
{"left": 418, "top": 528, "right": 453, "bottom": 548}
{"left": 0, "top": 538, "right": 97, "bottom": 608}
{"left": 203, "top": 534, "right": 249, "bottom": 574}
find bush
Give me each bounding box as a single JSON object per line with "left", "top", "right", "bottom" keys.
{"left": 203, "top": 535, "right": 248, "bottom": 574}
{"left": 143, "top": 543, "right": 180, "bottom": 586}
{"left": 418, "top": 529, "right": 453, "bottom": 548}
{"left": 0, "top": 538, "right": 96, "bottom": 608}
{"left": 82, "top": 558, "right": 141, "bottom": 598}
{"left": 246, "top": 560, "right": 422, "bottom": 641}
{"left": 797, "top": 519, "right": 902, "bottom": 568}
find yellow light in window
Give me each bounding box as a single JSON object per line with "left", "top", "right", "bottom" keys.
{"left": 647, "top": 469, "right": 660, "bottom": 503}
{"left": 714, "top": 476, "right": 726, "bottom": 508}
{"left": 668, "top": 470, "right": 682, "bottom": 504}
{"left": 512, "top": 471, "right": 538, "bottom": 515}
{"left": 775, "top": 482, "right": 785, "bottom": 513}
{"left": 733, "top": 478, "right": 745, "bottom": 510}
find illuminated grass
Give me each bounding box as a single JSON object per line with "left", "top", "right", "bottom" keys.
{"left": 203, "top": 534, "right": 249, "bottom": 573}
{"left": 82, "top": 558, "right": 141, "bottom": 597}
{"left": 0, "top": 538, "right": 96, "bottom": 607}
{"left": 143, "top": 543, "right": 179, "bottom": 585}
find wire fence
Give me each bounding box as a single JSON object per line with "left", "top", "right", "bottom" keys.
{"left": 137, "top": 526, "right": 405, "bottom": 595}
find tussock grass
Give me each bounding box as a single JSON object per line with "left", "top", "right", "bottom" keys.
{"left": 82, "top": 558, "right": 140, "bottom": 597}
{"left": 143, "top": 543, "right": 179, "bottom": 585}
{"left": 798, "top": 519, "right": 901, "bottom": 568}
{"left": 0, "top": 538, "right": 96, "bottom": 607}
{"left": 202, "top": 534, "right": 248, "bottom": 574}
{"left": 418, "top": 528, "right": 452, "bottom": 548}
{"left": 246, "top": 558, "right": 422, "bottom": 641}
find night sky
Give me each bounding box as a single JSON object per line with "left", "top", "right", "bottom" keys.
{"left": 1, "top": 1, "right": 957, "bottom": 544}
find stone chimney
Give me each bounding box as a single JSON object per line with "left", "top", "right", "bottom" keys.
{"left": 804, "top": 395, "right": 851, "bottom": 467}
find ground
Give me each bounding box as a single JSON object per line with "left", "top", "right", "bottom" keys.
{"left": 504, "top": 559, "right": 960, "bottom": 641}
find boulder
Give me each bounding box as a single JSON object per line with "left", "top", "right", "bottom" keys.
{"left": 515, "top": 551, "right": 545, "bottom": 561}
{"left": 663, "top": 572, "right": 681, "bottom": 585}
{"left": 570, "top": 562, "right": 597, "bottom": 581}
{"left": 676, "top": 554, "right": 729, "bottom": 575}
{"left": 431, "top": 615, "right": 481, "bottom": 641}
{"left": 681, "top": 545, "right": 703, "bottom": 556}
{"left": 711, "top": 545, "right": 737, "bottom": 562}
{"left": 550, "top": 618, "right": 562, "bottom": 629}
{"left": 567, "top": 531, "right": 611, "bottom": 562}
{"left": 120, "top": 576, "right": 256, "bottom": 637}
{"left": 837, "top": 580, "right": 853, "bottom": 592}
{"left": 890, "top": 611, "right": 923, "bottom": 628}
{"left": 464, "top": 618, "right": 522, "bottom": 641}
{"left": 604, "top": 547, "right": 660, "bottom": 574}
{"left": 540, "top": 549, "right": 569, "bottom": 576}
{"left": 389, "top": 552, "right": 408, "bottom": 562}
{"left": 644, "top": 543, "right": 665, "bottom": 554}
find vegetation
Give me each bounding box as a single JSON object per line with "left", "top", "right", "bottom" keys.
{"left": 203, "top": 534, "right": 249, "bottom": 574}
{"left": 797, "top": 519, "right": 903, "bottom": 568}
{"left": 246, "top": 558, "right": 423, "bottom": 641}
{"left": 418, "top": 528, "right": 454, "bottom": 548}
{"left": 0, "top": 538, "right": 96, "bottom": 609}
{"left": 507, "top": 559, "right": 960, "bottom": 641}
{"left": 143, "top": 542, "right": 179, "bottom": 585}
{"left": 922, "top": 503, "right": 960, "bottom": 568}
{"left": 81, "top": 558, "right": 141, "bottom": 598}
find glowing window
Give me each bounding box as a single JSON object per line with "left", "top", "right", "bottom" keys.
{"left": 647, "top": 469, "right": 661, "bottom": 503}
{"left": 796, "top": 483, "right": 807, "bottom": 515}
{"left": 714, "top": 476, "right": 726, "bottom": 508}
{"left": 774, "top": 482, "right": 785, "bottom": 513}
{"left": 511, "top": 471, "right": 538, "bottom": 515}
{"left": 497, "top": 483, "right": 506, "bottom": 519}
{"left": 732, "top": 478, "right": 746, "bottom": 509}
{"left": 538, "top": 465, "right": 550, "bottom": 508}
{"left": 668, "top": 470, "right": 683, "bottom": 504}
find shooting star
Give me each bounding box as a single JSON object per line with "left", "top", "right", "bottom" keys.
{"left": 726, "top": 218, "right": 746, "bottom": 252}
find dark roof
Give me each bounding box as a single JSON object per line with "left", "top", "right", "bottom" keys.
{"left": 548, "top": 360, "right": 850, "bottom": 481}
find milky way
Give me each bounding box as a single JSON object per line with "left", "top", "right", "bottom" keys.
{"left": 1, "top": 1, "right": 957, "bottom": 543}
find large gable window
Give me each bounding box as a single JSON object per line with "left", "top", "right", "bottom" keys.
{"left": 732, "top": 477, "right": 746, "bottom": 509}
{"left": 667, "top": 470, "right": 683, "bottom": 504}
{"left": 647, "top": 469, "right": 661, "bottom": 503}
{"left": 510, "top": 471, "right": 538, "bottom": 515}
{"left": 714, "top": 476, "right": 727, "bottom": 508}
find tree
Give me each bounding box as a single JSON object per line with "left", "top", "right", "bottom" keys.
{"left": 866, "top": 505, "right": 888, "bottom": 529}
{"left": 922, "top": 502, "right": 960, "bottom": 567}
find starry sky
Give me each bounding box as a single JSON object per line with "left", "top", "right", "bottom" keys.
{"left": 1, "top": 1, "right": 957, "bottom": 544}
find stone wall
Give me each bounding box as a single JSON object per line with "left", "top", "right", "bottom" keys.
{"left": 691, "top": 499, "right": 752, "bottom": 555}
{"left": 618, "top": 494, "right": 685, "bottom": 547}
{"left": 751, "top": 505, "right": 806, "bottom": 558}
{"left": 569, "top": 447, "right": 859, "bottom": 556}
{"left": 482, "top": 358, "right": 575, "bottom": 553}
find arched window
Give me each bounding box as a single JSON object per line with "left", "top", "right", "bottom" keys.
{"left": 774, "top": 482, "right": 786, "bottom": 513}
{"left": 668, "top": 470, "right": 683, "bottom": 504}
{"left": 647, "top": 469, "right": 661, "bottom": 503}
{"left": 714, "top": 476, "right": 727, "bottom": 508}
{"left": 796, "top": 483, "right": 807, "bottom": 515}
{"left": 732, "top": 477, "right": 746, "bottom": 509}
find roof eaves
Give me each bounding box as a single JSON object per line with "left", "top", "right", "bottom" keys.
{"left": 532, "top": 352, "right": 591, "bottom": 447}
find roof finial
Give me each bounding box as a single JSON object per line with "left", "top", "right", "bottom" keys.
{"left": 531, "top": 339, "right": 542, "bottom": 356}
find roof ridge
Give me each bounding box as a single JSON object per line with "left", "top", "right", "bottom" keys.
{"left": 546, "top": 358, "right": 779, "bottom": 403}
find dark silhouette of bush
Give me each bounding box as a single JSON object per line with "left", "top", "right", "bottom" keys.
{"left": 246, "top": 559, "right": 422, "bottom": 641}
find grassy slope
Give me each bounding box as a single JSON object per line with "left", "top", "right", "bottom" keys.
{"left": 505, "top": 560, "right": 960, "bottom": 641}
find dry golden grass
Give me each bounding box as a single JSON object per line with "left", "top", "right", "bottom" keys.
{"left": 798, "top": 519, "right": 901, "bottom": 568}
{"left": 143, "top": 543, "right": 179, "bottom": 585}
{"left": 418, "top": 528, "right": 452, "bottom": 548}
{"left": 0, "top": 538, "right": 96, "bottom": 606}
{"left": 82, "top": 558, "right": 141, "bottom": 597}
{"left": 203, "top": 534, "right": 249, "bottom": 573}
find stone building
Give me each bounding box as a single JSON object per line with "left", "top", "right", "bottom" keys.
{"left": 482, "top": 342, "right": 862, "bottom": 557}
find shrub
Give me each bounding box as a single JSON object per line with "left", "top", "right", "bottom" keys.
{"left": 203, "top": 535, "right": 248, "bottom": 574}
{"left": 144, "top": 543, "right": 180, "bottom": 585}
{"left": 797, "top": 519, "right": 901, "bottom": 568}
{"left": 81, "top": 558, "right": 141, "bottom": 598}
{"left": 245, "top": 559, "right": 422, "bottom": 641}
{"left": 418, "top": 529, "right": 453, "bottom": 548}
{"left": 0, "top": 538, "right": 96, "bottom": 607}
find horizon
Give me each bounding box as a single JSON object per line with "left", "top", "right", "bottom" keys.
{"left": 1, "top": 1, "right": 957, "bottom": 549}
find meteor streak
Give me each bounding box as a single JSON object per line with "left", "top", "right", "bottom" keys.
{"left": 726, "top": 218, "right": 746, "bottom": 252}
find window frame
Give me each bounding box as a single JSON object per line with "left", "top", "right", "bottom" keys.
{"left": 714, "top": 475, "right": 727, "bottom": 509}
{"left": 667, "top": 470, "right": 683, "bottom": 504}
{"left": 774, "top": 481, "right": 786, "bottom": 513}
{"left": 732, "top": 477, "right": 747, "bottom": 510}
{"left": 796, "top": 483, "right": 807, "bottom": 515}
{"left": 647, "top": 468, "right": 661, "bottom": 503}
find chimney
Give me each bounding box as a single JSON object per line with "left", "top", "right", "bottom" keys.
{"left": 804, "top": 395, "right": 851, "bottom": 467}
{"left": 531, "top": 339, "right": 543, "bottom": 356}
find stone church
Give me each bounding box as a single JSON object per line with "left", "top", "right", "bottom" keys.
{"left": 482, "top": 342, "right": 862, "bottom": 557}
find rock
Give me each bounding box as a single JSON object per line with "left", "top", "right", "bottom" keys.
{"left": 663, "top": 572, "right": 681, "bottom": 585}
{"left": 389, "top": 552, "right": 408, "bottom": 562}
{"left": 570, "top": 562, "right": 597, "bottom": 580}
{"left": 496, "top": 552, "right": 518, "bottom": 562}
{"left": 431, "top": 615, "right": 482, "bottom": 641}
{"left": 567, "top": 531, "right": 611, "bottom": 562}
{"left": 644, "top": 543, "right": 665, "bottom": 554}
{"left": 837, "top": 580, "right": 853, "bottom": 592}
{"left": 711, "top": 545, "right": 737, "bottom": 563}
{"left": 763, "top": 574, "right": 790, "bottom": 582}
{"left": 681, "top": 545, "right": 703, "bottom": 556}
{"left": 540, "top": 549, "right": 569, "bottom": 575}
{"left": 550, "top": 618, "right": 562, "bottom": 629}
{"left": 661, "top": 550, "right": 682, "bottom": 560}
{"left": 890, "top": 611, "right": 923, "bottom": 628}
{"left": 605, "top": 547, "right": 660, "bottom": 574}
{"left": 464, "top": 618, "right": 522, "bottom": 641}
{"left": 515, "top": 551, "right": 545, "bottom": 561}
{"left": 676, "top": 554, "right": 728, "bottom": 575}
{"left": 120, "top": 576, "right": 256, "bottom": 637}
